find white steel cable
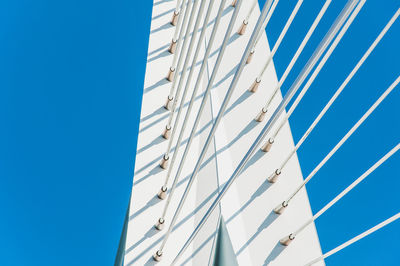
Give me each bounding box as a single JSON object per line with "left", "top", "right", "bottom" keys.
{"left": 305, "top": 212, "right": 400, "bottom": 266}
{"left": 245, "top": 0, "right": 279, "bottom": 64}
{"left": 312, "top": 149, "right": 400, "bottom": 221}
{"left": 172, "top": 0, "right": 189, "bottom": 46}
{"left": 253, "top": 0, "right": 279, "bottom": 50}
{"left": 244, "top": 0, "right": 258, "bottom": 24}
{"left": 171, "top": 0, "right": 183, "bottom": 26}
{"left": 237, "top": 0, "right": 258, "bottom": 35}
{"left": 175, "top": 0, "right": 183, "bottom": 13}
{"left": 255, "top": 0, "right": 304, "bottom": 81}
{"left": 266, "top": 8, "right": 400, "bottom": 181}
{"left": 154, "top": 0, "right": 248, "bottom": 259}
{"left": 161, "top": 0, "right": 208, "bottom": 158}
{"left": 171, "top": 1, "right": 363, "bottom": 262}
{"left": 254, "top": 0, "right": 332, "bottom": 118}
{"left": 172, "top": 0, "right": 188, "bottom": 42}
{"left": 282, "top": 74, "right": 400, "bottom": 209}
{"left": 166, "top": 3, "right": 198, "bottom": 113}
{"left": 159, "top": 0, "right": 224, "bottom": 188}
{"left": 168, "top": 0, "right": 193, "bottom": 95}
{"left": 163, "top": 0, "right": 277, "bottom": 259}
{"left": 265, "top": 2, "right": 395, "bottom": 149}
{"left": 157, "top": 0, "right": 218, "bottom": 201}
{"left": 286, "top": 143, "right": 400, "bottom": 242}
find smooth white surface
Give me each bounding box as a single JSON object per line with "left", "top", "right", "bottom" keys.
{"left": 124, "top": 0, "right": 324, "bottom": 265}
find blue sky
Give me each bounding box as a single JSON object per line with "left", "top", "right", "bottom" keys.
{"left": 0, "top": 0, "right": 151, "bottom": 265}
{"left": 0, "top": 0, "right": 398, "bottom": 265}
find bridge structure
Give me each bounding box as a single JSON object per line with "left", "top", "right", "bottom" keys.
{"left": 115, "top": 0, "right": 400, "bottom": 265}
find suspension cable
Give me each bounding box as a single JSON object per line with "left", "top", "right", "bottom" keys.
{"left": 170, "top": 0, "right": 364, "bottom": 264}
{"left": 159, "top": 0, "right": 209, "bottom": 162}
{"left": 266, "top": 8, "right": 400, "bottom": 182}
{"left": 279, "top": 143, "right": 399, "bottom": 247}
{"left": 170, "top": 0, "right": 183, "bottom": 26}
{"left": 253, "top": 0, "right": 304, "bottom": 87}
{"left": 305, "top": 212, "right": 400, "bottom": 265}
{"left": 156, "top": 0, "right": 218, "bottom": 212}
{"left": 156, "top": 0, "right": 277, "bottom": 261}
{"left": 254, "top": 0, "right": 332, "bottom": 121}
{"left": 170, "top": 0, "right": 190, "bottom": 56}
{"left": 275, "top": 74, "right": 400, "bottom": 214}
{"left": 153, "top": 0, "right": 249, "bottom": 261}
{"left": 237, "top": 0, "right": 258, "bottom": 35}
{"left": 244, "top": 0, "right": 258, "bottom": 23}
{"left": 265, "top": 6, "right": 399, "bottom": 151}
{"left": 157, "top": 0, "right": 225, "bottom": 179}
{"left": 249, "top": 0, "right": 280, "bottom": 59}
{"left": 165, "top": 0, "right": 196, "bottom": 111}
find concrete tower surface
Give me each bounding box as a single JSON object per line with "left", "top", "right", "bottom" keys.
{"left": 122, "top": 0, "right": 324, "bottom": 265}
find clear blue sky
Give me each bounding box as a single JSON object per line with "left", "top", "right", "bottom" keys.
{"left": 0, "top": 0, "right": 152, "bottom": 265}
{"left": 0, "top": 0, "right": 398, "bottom": 265}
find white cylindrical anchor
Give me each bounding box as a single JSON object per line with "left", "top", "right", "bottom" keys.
{"left": 157, "top": 186, "right": 168, "bottom": 200}
{"left": 170, "top": 10, "right": 180, "bottom": 26}
{"left": 273, "top": 201, "right": 288, "bottom": 214}
{"left": 166, "top": 66, "right": 175, "bottom": 81}
{"left": 162, "top": 125, "right": 172, "bottom": 139}
{"left": 249, "top": 78, "right": 261, "bottom": 93}
{"left": 153, "top": 250, "right": 163, "bottom": 261}
{"left": 238, "top": 19, "right": 248, "bottom": 35}
{"left": 261, "top": 137, "right": 274, "bottom": 152}
{"left": 168, "top": 39, "right": 178, "bottom": 54}
{"left": 268, "top": 168, "right": 281, "bottom": 183}
{"left": 155, "top": 217, "right": 165, "bottom": 231}
{"left": 280, "top": 233, "right": 295, "bottom": 246}
{"left": 254, "top": 107, "right": 267, "bottom": 121}
{"left": 159, "top": 154, "right": 170, "bottom": 169}
{"left": 164, "top": 96, "right": 174, "bottom": 110}
{"left": 246, "top": 49, "right": 255, "bottom": 64}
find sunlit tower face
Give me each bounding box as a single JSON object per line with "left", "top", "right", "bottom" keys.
{"left": 116, "top": 1, "right": 400, "bottom": 265}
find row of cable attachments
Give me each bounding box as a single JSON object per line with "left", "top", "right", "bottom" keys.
{"left": 140, "top": 0, "right": 400, "bottom": 264}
